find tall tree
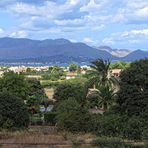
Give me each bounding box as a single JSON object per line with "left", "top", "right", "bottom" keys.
{"left": 88, "top": 59, "right": 119, "bottom": 89}
{"left": 0, "top": 71, "right": 30, "bottom": 100}
{"left": 87, "top": 59, "right": 119, "bottom": 111}
{"left": 116, "top": 59, "right": 148, "bottom": 117}
{"left": 87, "top": 85, "right": 117, "bottom": 111}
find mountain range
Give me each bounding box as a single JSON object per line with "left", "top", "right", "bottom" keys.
{"left": 0, "top": 37, "right": 147, "bottom": 65}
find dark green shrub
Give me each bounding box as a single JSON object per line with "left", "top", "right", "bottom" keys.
{"left": 122, "top": 117, "right": 144, "bottom": 140}
{"left": 56, "top": 98, "right": 92, "bottom": 132}
{"left": 93, "top": 114, "right": 147, "bottom": 140}
{"left": 30, "top": 114, "right": 43, "bottom": 125}
{"left": 117, "top": 59, "right": 148, "bottom": 117}
{"left": 44, "top": 112, "right": 57, "bottom": 125}
{"left": 0, "top": 92, "right": 29, "bottom": 129}
{"left": 94, "top": 114, "right": 126, "bottom": 137}
{"left": 91, "top": 137, "right": 137, "bottom": 148}
{"left": 53, "top": 78, "right": 88, "bottom": 104}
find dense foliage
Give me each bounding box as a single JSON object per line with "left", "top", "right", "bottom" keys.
{"left": 69, "top": 63, "right": 78, "bottom": 72}
{"left": 0, "top": 92, "right": 29, "bottom": 129}
{"left": 42, "top": 66, "right": 65, "bottom": 81}
{"left": 110, "top": 61, "right": 131, "bottom": 70}
{"left": 53, "top": 78, "right": 88, "bottom": 105}
{"left": 116, "top": 59, "right": 148, "bottom": 117}
{"left": 0, "top": 71, "right": 29, "bottom": 100}
{"left": 56, "top": 98, "right": 92, "bottom": 132}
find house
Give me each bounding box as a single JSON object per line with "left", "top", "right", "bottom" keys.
{"left": 8, "top": 66, "right": 27, "bottom": 73}
{"left": 111, "top": 69, "right": 122, "bottom": 77}
{"left": 66, "top": 72, "right": 77, "bottom": 79}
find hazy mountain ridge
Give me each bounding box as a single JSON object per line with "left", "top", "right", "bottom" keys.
{"left": 97, "top": 46, "right": 133, "bottom": 57}
{"left": 0, "top": 37, "right": 147, "bottom": 65}
{"left": 0, "top": 37, "right": 116, "bottom": 60}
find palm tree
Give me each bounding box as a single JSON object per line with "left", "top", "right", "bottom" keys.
{"left": 87, "top": 85, "right": 117, "bottom": 111}
{"left": 87, "top": 59, "right": 119, "bottom": 111}
{"left": 88, "top": 59, "right": 119, "bottom": 90}
{"left": 97, "top": 85, "right": 117, "bottom": 111}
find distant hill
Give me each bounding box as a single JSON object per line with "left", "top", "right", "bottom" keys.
{"left": 0, "top": 37, "right": 147, "bottom": 65}
{"left": 0, "top": 37, "right": 115, "bottom": 60}
{"left": 121, "top": 50, "right": 148, "bottom": 61}
{"left": 97, "top": 46, "right": 132, "bottom": 57}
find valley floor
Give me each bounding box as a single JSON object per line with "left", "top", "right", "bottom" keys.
{"left": 0, "top": 126, "right": 147, "bottom": 148}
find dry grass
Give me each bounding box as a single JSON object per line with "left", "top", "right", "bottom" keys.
{"left": 0, "top": 127, "right": 97, "bottom": 148}
{"left": 0, "top": 127, "right": 72, "bottom": 148}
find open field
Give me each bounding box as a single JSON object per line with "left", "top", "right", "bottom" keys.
{"left": 0, "top": 126, "right": 95, "bottom": 148}
{"left": 0, "top": 126, "right": 147, "bottom": 148}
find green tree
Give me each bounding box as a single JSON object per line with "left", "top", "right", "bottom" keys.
{"left": 88, "top": 59, "right": 118, "bottom": 88}
{"left": 0, "top": 71, "right": 30, "bottom": 100}
{"left": 110, "top": 61, "right": 131, "bottom": 70}
{"left": 27, "top": 78, "right": 46, "bottom": 98}
{"left": 53, "top": 78, "right": 88, "bottom": 106}
{"left": 98, "top": 85, "right": 117, "bottom": 111}
{"left": 87, "top": 59, "right": 118, "bottom": 110}
{"left": 69, "top": 63, "right": 78, "bottom": 72}
{"left": 116, "top": 59, "right": 148, "bottom": 117}
{"left": 42, "top": 66, "right": 65, "bottom": 80}
{"left": 0, "top": 92, "right": 29, "bottom": 129}
{"left": 87, "top": 85, "right": 117, "bottom": 111}
{"left": 56, "top": 98, "right": 92, "bottom": 132}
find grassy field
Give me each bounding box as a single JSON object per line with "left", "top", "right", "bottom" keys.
{"left": 0, "top": 126, "right": 95, "bottom": 148}
{"left": 0, "top": 126, "right": 147, "bottom": 148}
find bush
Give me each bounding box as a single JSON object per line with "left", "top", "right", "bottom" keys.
{"left": 93, "top": 114, "right": 147, "bottom": 140}
{"left": 91, "top": 137, "right": 137, "bottom": 148}
{"left": 30, "top": 114, "right": 43, "bottom": 125}
{"left": 93, "top": 114, "right": 126, "bottom": 137}
{"left": 56, "top": 98, "right": 92, "bottom": 132}
{"left": 44, "top": 112, "right": 57, "bottom": 125}
{"left": 53, "top": 78, "right": 88, "bottom": 104}
{"left": 0, "top": 92, "right": 29, "bottom": 129}
{"left": 122, "top": 117, "right": 143, "bottom": 140}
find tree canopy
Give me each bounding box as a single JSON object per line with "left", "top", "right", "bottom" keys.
{"left": 0, "top": 71, "right": 30, "bottom": 100}
{"left": 116, "top": 59, "right": 148, "bottom": 117}
{"left": 0, "top": 92, "right": 29, "bottom": 129}
{"left": 69, "top": 63, "right": 78, "bottom": 72}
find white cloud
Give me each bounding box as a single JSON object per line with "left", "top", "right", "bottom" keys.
{"left": 9, "top": 30, "right": 28, "bottom": 38}
{"left": 0, "top": 28, "right": 4, "bottom": 35}
{"left": 102, "top": 28, "right": 148, "bottom": 46}
{"left": 102, "top": 37, "right": 115, "bottom": 45}
{"left": 83, "top": 37, "right": 96, "bottom": 45}
{"left": 80, "top": 0, "right": 102, "bottom": 12}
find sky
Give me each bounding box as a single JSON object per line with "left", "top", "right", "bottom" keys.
{"left": 0, "top": 0, "right": 148, "bottom": 50}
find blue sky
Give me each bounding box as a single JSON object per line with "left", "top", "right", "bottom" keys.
{"left": 0, "top": 0, "right": 148, "bottom": 50}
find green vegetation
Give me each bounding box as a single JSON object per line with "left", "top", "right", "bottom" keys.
{"left": 87, "top": 59, "right": 119, "bottom": 110}
{"left": 116, "top": 59, "right": 148, "bottom": 117}
{"left": 0, "top": 92, "right": 29, "bottom": 129}
{"left": 110, "top": 61, "right": 131, "bottom": 69}
{"left": 56, "top": 98, "right": 92, "bottom": 132}
{"left": 0, "top": 71, "right": 30, "bottom": 100}
{"left": 69, "top": 63, "right": 78, "bottom": 72}
{"left": 53, "top": 78, "right": 88, "bottom": 105}
{"left": 42, "top": 66, "right": 65, "bottom": 81}
{"left": 44, "top": 112, "right": 57, "bottom": 125}
{"left": 0, "top": 59, "right": 148, "bottom": 146}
